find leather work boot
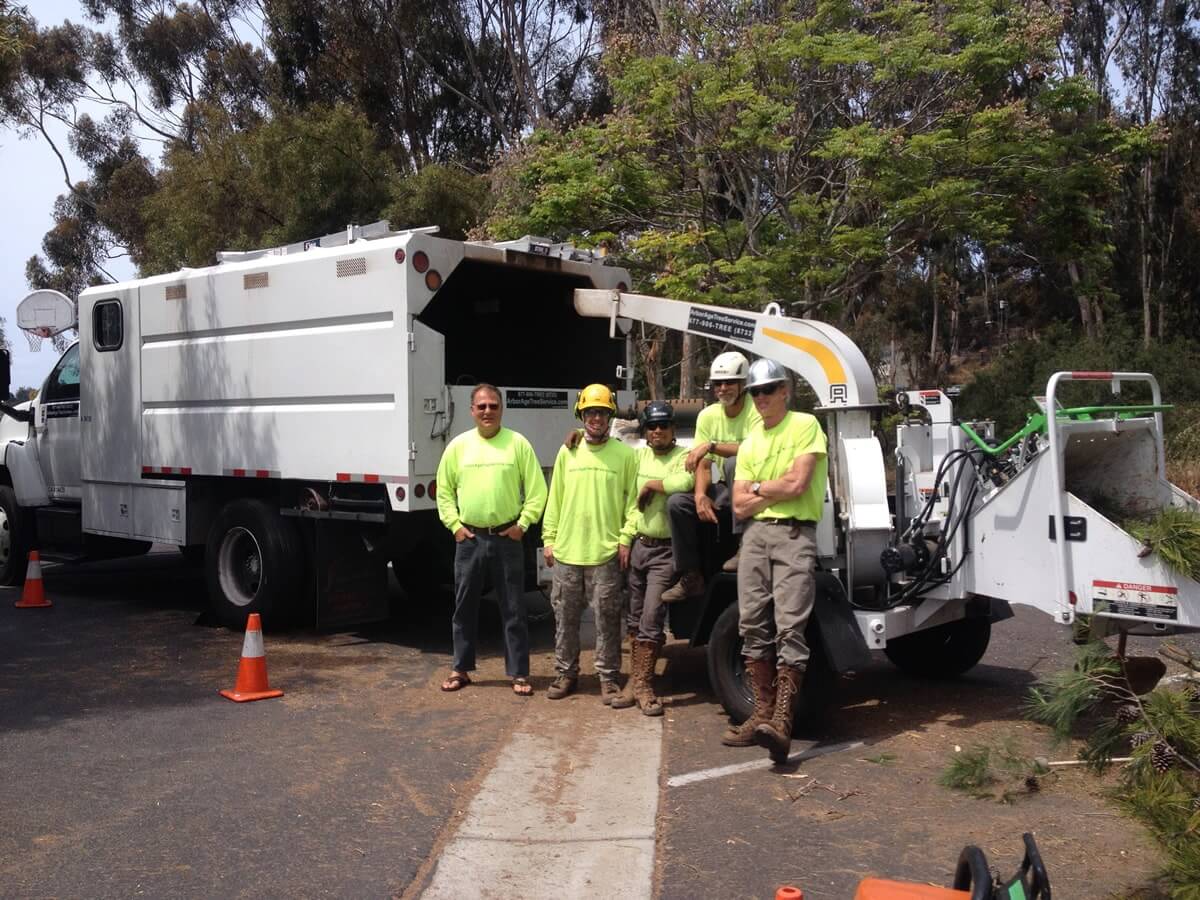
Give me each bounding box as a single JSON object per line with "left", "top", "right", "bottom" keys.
{"left": 611, "top": 631, "right": 640, "bottom": 710}
{"left": 720, "top": 657, "right": 777, "bottom": 746}
{"left": 547, "top": 675, "right": 577, "bottom": 700}
{"left": 721, "top": 548, "right": 741, "bottom": 573}
{"left": 600, "top": 678, "right": 621, "bottom": 705}
{"left": 661, "top": 571, "right": 704, "bottom": 604}
{"left": 634, "top": 640, "right": 664, "bottom": 717}
{"left": 754, "top": 665, "right": 804, "bottom": 763}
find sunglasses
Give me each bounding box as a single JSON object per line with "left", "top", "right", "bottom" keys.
{"left": 748, "top": 383, "right": 781, "bottom": 397}
{"left": 474, "top": 402, "right": 500, "bottom": 411}
{"left": 712, "top": 379, "right": 740, "bottom": 388}
{"left": 644, "top": 422, "right": 671, "bottom": 431}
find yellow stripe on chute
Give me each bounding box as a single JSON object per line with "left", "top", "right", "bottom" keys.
{"left": 761, "top": 326, "right": 847, "bottom": 386}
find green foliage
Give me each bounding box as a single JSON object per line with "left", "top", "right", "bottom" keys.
{"left": 1027, "top": 652, "right": 1200, "bottom": 896}
{"left": 383, "top": 164, "right": 489, "bottom": 241}
{"left": 1127, "top": 508, "right": 1200, "bottom": 582}
{"left": 939, "top": 744, "right": 997, "bottom": 795}
{"left": 141, "top": 104, "right": 393, "bottom": 272}
{"left": 1025, "top": 642, "right": 1123, "bottom": 740}
{"left": 939, "top": 740, "right": 1044, "bottom": 801}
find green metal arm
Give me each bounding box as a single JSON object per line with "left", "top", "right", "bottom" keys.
{"left": 959, "top": 404, "right": 1173, "bottom": 455}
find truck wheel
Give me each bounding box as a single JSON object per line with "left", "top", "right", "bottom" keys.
{"left": 0, "top": 485, "right": 30, "bottom": 586}
{"left": 705, "top": 601, "right": 830, "bottom": 728}
{"left": 206, "top": 499, "right": 304, "bottom": 630}
{"left": 883, "top": 617, "right": 991, "bottom": 678}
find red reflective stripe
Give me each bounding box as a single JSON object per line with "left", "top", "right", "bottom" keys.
{"left": 181, "top": 467, "right": 192, "bottom": 476}
{"left": 256, "top": 469, "right": 271, "bottom": 479}
{"left": 336, "top": 473, "right": 351, "bottom": 482}
{"left": 233, "top": 468, "right": 246, "bottom": 477}
{"left": 363, "top": 474, "right": 380, "bottom": 483}
{"left": 1070, "top": 371, "right": 1113, "bottom": 380}
{"left": 141, "top": 466, "right": 151, "bottom": 474}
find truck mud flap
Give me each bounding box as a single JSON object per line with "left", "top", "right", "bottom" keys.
{"left": 813, "top": 573, "right": 872, "bottom": 674}
{"left": 312, "top": 519, "right": 389, "bottom": 629}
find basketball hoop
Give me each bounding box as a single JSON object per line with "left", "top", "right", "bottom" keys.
{"left": 24, "top": 328, "right": 50, "bottom": 352}
{"left": 16, "top": 290, "right": 76, "bottom": 353}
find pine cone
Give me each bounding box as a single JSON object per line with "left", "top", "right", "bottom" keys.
{"left": 1025, "top": 775, "right": 1040, "bottom": 792}
{"left": 1115, "top": 704, "right": 1140, "bottom": 725}
{"left": 1152, "top": 740, "right": 1175, "bottom": 773}
{"left": 1131, "top": 731, "right": 1153, "bottom": 748}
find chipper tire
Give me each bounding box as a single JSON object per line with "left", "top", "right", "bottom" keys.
{"left": 883, "top": 617, "right": 992, "bottom": 678}
{"left": 0, "top": 485, "right": 31, "bottom": 587}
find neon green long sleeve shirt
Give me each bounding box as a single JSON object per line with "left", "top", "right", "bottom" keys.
{"left": 620, "top": 445, "right": 694, "bottom": 543}
{"left": 542, "top": 438, "right": 638, "bottom": 566}
{"left": 435, "top": 426, "right": 548, "bottom": 534}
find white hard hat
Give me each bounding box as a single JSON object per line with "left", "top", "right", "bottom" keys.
{"left": 710, "top": 351, "right": 749, "bottom": 381}
{"left": 746, "top": 358, "right": 789, "bottom": 389}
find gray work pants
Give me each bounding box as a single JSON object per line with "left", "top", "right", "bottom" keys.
{"left": 736, "top": 520, "right": 817, "bottom": 670}
{"left": 550, "top": 558, "right": 623, "bottom": 680}
{"left": 666, "top": 455, "right": 743, "bottom": 573}
{"left": 452, "top": 533, "right": 529, "bottom": 677}
{"left": 626, "top": 540, "right": 674, "bottom": 642}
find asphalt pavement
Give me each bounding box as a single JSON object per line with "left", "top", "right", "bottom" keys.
{"left": 0, "top": 550, "right": 1185, "bottom": 899}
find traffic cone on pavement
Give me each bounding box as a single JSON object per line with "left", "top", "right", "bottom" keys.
{"left": 219, "top": 613, "right": 283, "bottom": 702}
{"left": 776, "top": 888, "right": 804, "bottom": 900}
{"left": 14, "top": 551, "right": 51, "bottom": 608}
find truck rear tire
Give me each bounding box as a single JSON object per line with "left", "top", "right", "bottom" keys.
{"left": 206, "top": 499, "right": 305, "bottom": 630}
{"left": 0, "top": 485, "right": 30, "bottom": 586}
{"left": 705, "top": 601, "right": 830, "bottom": 729}
{"left": 883, "top": 617, "right": 991, "bottom": 678}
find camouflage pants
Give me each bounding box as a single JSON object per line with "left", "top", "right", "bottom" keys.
{"left": 550, "top": 557, "right": 623, "bottom": 680}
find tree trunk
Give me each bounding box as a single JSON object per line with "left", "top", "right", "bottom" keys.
{"left": 679, "top": 332, "right": 696, "bottom": 399}
{"left": 928, "top": 257, "right": 940, "bottom": 363}
{"left": 1067, "top": 260, "right": 1097, "bottom": 340}
{"left": 1140, "top": 159, "right": 1153, "bottom": 347}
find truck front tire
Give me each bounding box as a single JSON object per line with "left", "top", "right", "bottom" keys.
{"left": 206, "top": 499, "right": 305, "bottom": 630}
{"left": 0, "top": 485, "right": 30, "bottom": 586}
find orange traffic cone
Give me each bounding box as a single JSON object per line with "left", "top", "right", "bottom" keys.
{"left": 14, "top": 550, "right": 51, "bottom": 608}
{"left": 776, "top": 889, "right": 804, "bottom": 900}
{"left": 219, "top": 613, "right": 283, "bottom": 702}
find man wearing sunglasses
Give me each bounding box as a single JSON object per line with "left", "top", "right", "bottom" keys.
{"left": 435, "top": 384, "right": 548, "bottom": 696}
{"left": 661, "top": 351, "right": 761, "bottom": 603}
{"left": 542, "top": 383, "right": 638, "bottom": 703}
{"left": 611, "top": 400, "right": 695, "bottom": 715}
{"left": 726, "top": 358, "right": 828, "bottom": 763}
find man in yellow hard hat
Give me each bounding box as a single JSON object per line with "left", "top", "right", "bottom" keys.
{"left": 542, "top": 383, "right": 638, "bottom": 703}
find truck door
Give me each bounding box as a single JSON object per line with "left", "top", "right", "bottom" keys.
{"left": 36, "top": 342, "right": 82, "bottom": 503}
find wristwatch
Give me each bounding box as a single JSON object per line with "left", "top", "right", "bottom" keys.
{"left": 751, "top": 481, "right": 762, "bottom": 496}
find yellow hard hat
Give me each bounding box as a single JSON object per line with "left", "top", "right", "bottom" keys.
{"left": 575, "top": 383, "right": 617, "bottom": 418}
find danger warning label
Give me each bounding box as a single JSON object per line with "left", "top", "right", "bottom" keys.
{"left": 1092, "top": 579, "right": 1178, "bottom": 621}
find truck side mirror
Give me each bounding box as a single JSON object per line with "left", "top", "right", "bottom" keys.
{"left": 0, "top": 348, "right": 10, "bottom": 401}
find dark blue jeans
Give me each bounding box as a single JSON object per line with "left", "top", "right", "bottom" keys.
{"left": 452, "top": 533, "right": 529, "bottom": 678}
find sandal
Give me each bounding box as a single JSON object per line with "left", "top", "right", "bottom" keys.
{"left": 441, "top": 672, "right": 471, "bottom": 692}
{"left": 512, "top": 677, "right": 533, "bottom": 697}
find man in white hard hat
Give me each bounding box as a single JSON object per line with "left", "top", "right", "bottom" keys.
{"left": 661, "top": 350, "right": 761, "bottom": 602}
{"left": 726, "top": 357, "right": 827, "bottom": 764}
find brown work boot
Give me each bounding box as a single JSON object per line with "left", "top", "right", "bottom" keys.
{"left": 720, "top": 657, "right": 777, "bottom": 746}
{"left": 661, "top": 571, "right": 704, "bottom": 604}
{"left": 547, "top": 675, "right": 577, "bottom": 700}
{"left": 634, "top": 640, "right": 664, "bottom": 717}
{"left": 721, "top": 548, "right": 740, "bottom": 573}
{"left": 754, "top": 665, "right": 804, "bottom": 763}
{"left": 611, "top": 632, "right": 640, "bottom": 710}
{"left": 600, "top": 678, "right": 621, "bottom": 705}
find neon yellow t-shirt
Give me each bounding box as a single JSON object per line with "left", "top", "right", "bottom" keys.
{"left": 734, "top": 412, "right": 828, "bottom": 522}
{"left": 620, "top": 444, "right": 694, "bottom": 543}
{"left": 542, "top": 438, "right": 638, "bottom": 566}
{"left": 695, "top": 400, "right": 762, "bottom": 481}
{"left": 435, "top": 427, "right": 548, "bottom": 533}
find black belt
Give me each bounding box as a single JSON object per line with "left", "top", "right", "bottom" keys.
{"left": 464, "top": 519, "right": 520, "bottom": 535}
{"left": 636, "top": 535, "right": 671, "bottom": 548}
{"left": 756, "top": 517, "right": 817, "bottom": 529}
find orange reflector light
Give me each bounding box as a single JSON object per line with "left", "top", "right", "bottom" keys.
{"left": 425, "top": 270, "right": 442, "bottom": 291}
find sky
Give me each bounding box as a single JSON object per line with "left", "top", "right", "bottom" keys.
{"left": 1, "top": 0, "right": 135, "bottom": 393}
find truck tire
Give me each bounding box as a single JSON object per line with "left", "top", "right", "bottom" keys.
{"left": 0, "top": 485, "right": 29, "bottom": 586}
{"left": 883, "top": 617, "right": 991, "bottom": 678}
{"left": 205, "top": 499, "right": 305, "bottom": 630}
{"left": 705, "top": 601, "right": 830, "bottom": 728}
